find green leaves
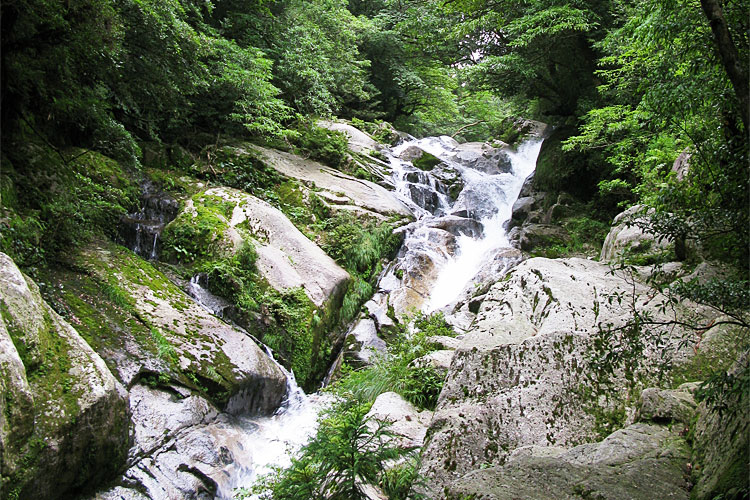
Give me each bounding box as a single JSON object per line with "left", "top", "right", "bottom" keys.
{"left": 248, "top": 400, "right": 409, "bottom": 500}
{"left": 506, "top": 6, "right": 600, "bottom": 48}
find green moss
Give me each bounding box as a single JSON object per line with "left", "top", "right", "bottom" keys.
{"left": 413, "top": 151, "right": 442, "bottom": 171}
{"left": 161, "top": 203, "right": 228, "bottom": 263}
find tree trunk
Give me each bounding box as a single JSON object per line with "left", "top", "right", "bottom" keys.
{"left": 699, "top": 0, "right": 750, "bottom": 130}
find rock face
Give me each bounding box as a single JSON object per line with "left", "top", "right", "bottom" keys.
{"left": 690, "top": 354, "right": 750, "bottom": 500}
{"left": 0, "top": 252, "right": 129, "bottom": 500}
{"left": 365, "top": 392, "right": 432, "bottom": 450}
{"left": 251, "top": 145, "right": 411, "bottom": 218}
{"left": 78, "top": 242, "right": 287, "bottom": 415}
{"left": 600, "top": 205, "right": 673, "bottom": 262}
{"left": 200, "top": 186, "right": 351, "bottom": 308}
{"left": 417, "top": 257, "right": 701, "bottom": 498}
{"left": 447, "top": 423, "right": 691, "bottom": 500}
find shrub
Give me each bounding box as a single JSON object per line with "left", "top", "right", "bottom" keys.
{"left": 295, "top": 124, "right": 350, "bottom": 169}
{"left": 246, "top": 400, "right": 408, "bottom": 500}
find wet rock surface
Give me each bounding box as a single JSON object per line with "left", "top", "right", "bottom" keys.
{"left": 119, "top": 181, "right": 179, "bottom": 260}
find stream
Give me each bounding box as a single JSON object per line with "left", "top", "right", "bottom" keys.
{"left": 120, "top": 133, "right": 543, "bottom": 499}
{"left": 208, "top": 134, "right": 543, "bottom": 498}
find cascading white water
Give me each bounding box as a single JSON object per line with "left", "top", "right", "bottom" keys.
{"left": 389, "top": 135, "right": 543, "bottom": 313}
{"left": 425, "top": 139, "right": 543, "bottom": 311}
{"left": 212, "top": 348, "right": 331, "bottom": 500}
{"left": 183, "top": 132, "right": 543, "bottom": 500}
{"left": 184, "top": 277, "right": 330, "bottom": 500}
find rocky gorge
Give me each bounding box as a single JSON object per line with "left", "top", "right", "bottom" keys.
{"left": 0, "top": 120, "right": 747, "bottom": 500}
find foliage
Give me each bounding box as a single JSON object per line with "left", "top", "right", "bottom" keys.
{"left": 1, "top": 0, "right": 291, "bottom": 163}
{"left": 447, "top": 0, "right": 610, "bottom": 118}
{"left": 318, "top": 212, "right": 400, "bottom": 282}
{"left": 379, "top": 453, "right": 427, "bottom": 500}
{"left": 531, "top": 215, "right": 610, "bottom": 259}
{"left": 0, "top": 145, "right": 139, "bottom": 267}
{"left": 292, "top": 123, "right": 351, "bottom": 169}
{"left": 246, "top": 400, "right": 408, "bottom": 500}
{"left": 565, "top": 0, "right": 749, "bottom": 267}
{"left": 331, "top": 312, "right": 454, "bottom": 410}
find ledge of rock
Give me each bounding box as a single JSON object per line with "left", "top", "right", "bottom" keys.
{"left": 251, "top": 145, "right": 411, "bottom": 218}
{"left": 200, "top": 186, "right": 352, "bottom": 308}
{"left": 447, "top": 423, "right": 691, "bottom": 500}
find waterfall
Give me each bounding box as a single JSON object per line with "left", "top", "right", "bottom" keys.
{"left": 181, "top": 133, "right": 544, "bottom": 499}
{"left": 185, "top": 276, "right": 331, "bottom": 500}
{"left": 119, "top": 180, "right": 179, "bottom": 260}
{"left": 388, "top": 135, "right": 543, "bottom": 314}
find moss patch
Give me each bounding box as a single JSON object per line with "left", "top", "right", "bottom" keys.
{"left": 413, "top": 151, "right": 442, "bottom": 171}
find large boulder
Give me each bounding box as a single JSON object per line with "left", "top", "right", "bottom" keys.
{"left": 452, "top": 142, "right": 512, "bottom": 175}
{"left": 365, "top": 392, "right": 433, "bottom": 450}
{"left": 77, "top": 242, "right": 287, "bottom": 414}
{"left": 317, "top": 120, "right": 380, "bottom": 153}
{"left": 447, "top": 423, "right": 691, "bottom": 500}
{"left": 417, "top": 257, "right": 703, "bottom": 498}
{"left": 600, "top": 205, "right": 674, "bottom": 262}
{"left": 0, "top": 253, "right": 129, "bottom": 500}
{"left": 200, "top": 187, "right": 351, "bottom": 308}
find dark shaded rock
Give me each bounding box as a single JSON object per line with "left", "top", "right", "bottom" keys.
{"left": 519, "top": 224, "right": 569, "bottom": 251}
{"left": 426, "top": 216, "right": 484, "bottom": 238}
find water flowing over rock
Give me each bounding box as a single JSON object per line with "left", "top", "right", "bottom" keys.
{"left": 119, "top": 180, "right": 179, "bottom": 260}
{"left": 0, "top": 252, "right": 129, "bottom": 500}
{"left": 385, "top": 136, "right": 543, "bottom": 314}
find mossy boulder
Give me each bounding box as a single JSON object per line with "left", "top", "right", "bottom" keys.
{"left": 0, "top": 252, "right": 129, "bottom": 500}
{"left": 690, "top": 354, "right": 749, "bottom": 500}
{"left": 600, "top": 205, "right": 677, "bottom": 263}
{"left": 75, "top": 242, "right": 287, "bottom": 414}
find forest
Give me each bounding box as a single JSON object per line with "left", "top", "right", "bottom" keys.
{"left": 0, "top": 0, "right": 748, "bottom": 499}
{"left": 2, "top": 0, "right": 747, "bottom": 268}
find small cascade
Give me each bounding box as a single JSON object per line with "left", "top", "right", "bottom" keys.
{"left": 212, "top": 346, "right": 330, "bottom": 500}
{"left": 187, "top": 274, "right": 231, "bottom": 318}
{"left": 386, "top": 135, "right": 544, "bottom": 314}
{"left": 119, "top": 180, "right": 179, "bottom": 260}
{"left": 182, "top": 273, "right": 330, "bottom": 500}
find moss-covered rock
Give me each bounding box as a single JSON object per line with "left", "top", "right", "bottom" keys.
{"left": 0, "top": 252, "right": 129, "bottom": 500}
{"left": 73, "top": 241, "right": 287, "bottom": 413}
{"left": 690, "top": 354, "right": 749, "bottom": 500}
